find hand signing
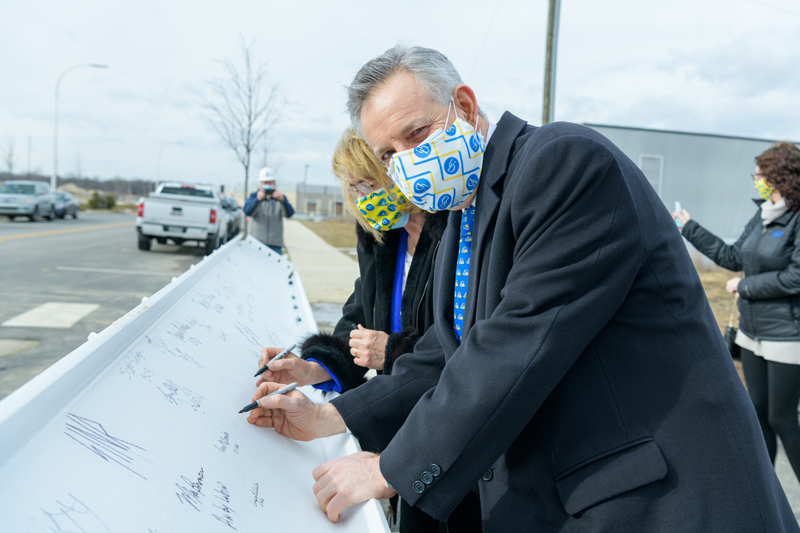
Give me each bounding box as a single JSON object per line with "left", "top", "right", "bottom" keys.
{"left": 246, "top": 381, "right": 346, "bottom": 441}
{"left": 256, "top": 347, "right": 330, "bottom": 387}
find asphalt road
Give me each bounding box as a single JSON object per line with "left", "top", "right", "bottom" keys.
{"left": 0, "top": 211, "right": 205, "bottom": 401}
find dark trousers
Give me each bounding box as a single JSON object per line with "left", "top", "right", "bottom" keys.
{"left": 741, "top": 347, "right": 800, "bottom": 482}
{"left": 397, "top": 489, "right": 482, "bottom": 533}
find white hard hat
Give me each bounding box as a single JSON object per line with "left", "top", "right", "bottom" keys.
{"left": 258, "top": 167, "right": 275, "bottom": 182}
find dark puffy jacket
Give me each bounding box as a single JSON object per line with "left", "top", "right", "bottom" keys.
{"left": 300, "top": 212, "right": 449, "bottom": 390}
{"left": 682, "top": 201, "right": 800, "bottom": 341}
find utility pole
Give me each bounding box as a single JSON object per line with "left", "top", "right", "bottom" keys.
{"left": 542, "top": 0, "right": 561, "bottom": 125}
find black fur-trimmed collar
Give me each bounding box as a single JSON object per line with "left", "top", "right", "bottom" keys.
{"left": 355, "top": 210, "right": 449, "bottom": 249}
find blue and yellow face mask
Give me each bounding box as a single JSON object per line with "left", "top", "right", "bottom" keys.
{"left": 754, "top": 177, "right": 773, "bottom": 200}
{"left": 355, "top": 183, "right": 410, "bottom": 231}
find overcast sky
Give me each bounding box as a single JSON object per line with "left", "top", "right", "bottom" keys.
{"left": 1, "top": 0, "right": 798, "bottom": 192}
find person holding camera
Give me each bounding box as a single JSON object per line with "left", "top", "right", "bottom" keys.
{"left": 244, "top": 167, "right": 294, "bottom": 254}
{"left": 674, "top": 142, "right": 800, "bottom": 483}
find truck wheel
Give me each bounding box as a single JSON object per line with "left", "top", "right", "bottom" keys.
{"left": 45, "top": 205, "right": 55, "bottom": 220}
{"left": 72, "top": 208, "right": 78, "bottom": 219}
{"left": 28, "top": 206, "right": 38, "bottom": 222}
{"left": 204, "top": 234, "right": 218, "bottom": 255}
{"left": 138, "top": 234, "right": 152, "bottom": 251}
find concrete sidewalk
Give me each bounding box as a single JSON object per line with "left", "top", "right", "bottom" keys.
{"left": 283, "top": 219, "right": 359, "bottom": 305}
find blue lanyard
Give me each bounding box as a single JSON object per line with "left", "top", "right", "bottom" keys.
{"left": 391, "top": 230, "right": 407, "bottom": 334}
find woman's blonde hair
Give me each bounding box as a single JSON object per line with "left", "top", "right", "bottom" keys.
{"left": 331, "top": 128, "right": 422, "bottom": 244}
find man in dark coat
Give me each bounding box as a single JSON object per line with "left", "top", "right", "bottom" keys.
{"left": 247, "top": 46, "right": 798, "bottom": 532}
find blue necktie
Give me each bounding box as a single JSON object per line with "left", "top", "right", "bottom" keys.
{"left": 453, "top": 206, "right": 474, "bottom": 342}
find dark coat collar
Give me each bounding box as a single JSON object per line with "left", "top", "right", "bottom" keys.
{"left": 480, "top": 112, "right": 529, "bottom": 189}
{"left": 753, "top": 197, "right": 796, "bottom": 226}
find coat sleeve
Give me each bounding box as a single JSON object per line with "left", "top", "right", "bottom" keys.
{"left": 243, "top": 192, "right": 259, "bottom": 216}
{"left": 330, "top": 323, "right": 446, "bottom": 453}
{"left": 738, "top": 219, "right": 800, "bottom": 300}
{"left": 383, "top": 327, "right": 421, "bottom": 375}
{"left": 300, "top": 331, "right": 367, "bottom": 392}
{"left": 375, "top": 134, "right": 647, "bottom": 519}
{"left": 282, "top": 197, "right": 295, "bottom": 218}
{"left": 680, "top": 210, "right": 760, "bottom": 272}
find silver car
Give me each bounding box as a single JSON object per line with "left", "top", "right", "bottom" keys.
{"left": 0, "top": 180, "right": 56, "bottom": 221}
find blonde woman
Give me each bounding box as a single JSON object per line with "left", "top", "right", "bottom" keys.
{"left": 257, "top": 129, "right": 462, "bottom": 531}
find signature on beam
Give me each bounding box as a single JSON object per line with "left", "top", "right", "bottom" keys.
{"left": 158, "top": 379, "right": 204, "bottom": 411}
{"left": 64, "top": 414, "right": 147, "bottom": 480}
{"left": 38, "top": 493, "right": 111, "bottom": 532}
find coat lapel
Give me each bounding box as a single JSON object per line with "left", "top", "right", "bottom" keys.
{"left": 434, "top": 210, "right": 464, "bottom": 356}
{"left": 462, "top": 113, "right": 528, "bottom": 340}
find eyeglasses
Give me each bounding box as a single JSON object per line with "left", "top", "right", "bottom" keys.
{"left": 340, "top": 177, "right": 379, "bottom": 198}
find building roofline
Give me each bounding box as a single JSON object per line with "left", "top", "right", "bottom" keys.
{"left": 583, "top": 123, "right": 799, "bottom": 145}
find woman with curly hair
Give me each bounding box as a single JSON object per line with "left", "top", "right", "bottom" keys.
{"left": 674, "top": 141, "right": 800, "bottom": 481}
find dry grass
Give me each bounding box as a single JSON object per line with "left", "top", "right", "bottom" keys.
{"left": 298, "top": 215, "right": 358, "bottom": 250}
{"left": 698, "top": 267, "right": 746, "bottom": 384}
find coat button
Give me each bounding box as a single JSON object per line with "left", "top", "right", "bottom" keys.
{"left": 482, "top": 469, "right": 493, "bottom": 482}
{"left": 429, "top": 464, "right": 441, "bottom": 476}
{"left": 421, "top": 471, "right": 433, "bottom": 484}
{"left": 412, "top": 480, "right": 426, "bottom": 494}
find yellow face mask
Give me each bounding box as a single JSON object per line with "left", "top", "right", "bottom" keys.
{"left": 754, "top": 177, "right": 773, "bottom": 200}
{"left": 355, "top": 183, "right": 410, "bottom": 231}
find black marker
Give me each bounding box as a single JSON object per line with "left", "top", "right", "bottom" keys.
{"left": 254, "top": 344, "right": 296, "bottom": 378}
{"left": 238, "top": 382, "right": 297, "bottom": 414}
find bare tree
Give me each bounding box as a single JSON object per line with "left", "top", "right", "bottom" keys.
{"left": 201, "top": 37, "right": 283, "bottom": 235}
{"left": 2, "top": 136, "right": 15, "bottom": 175}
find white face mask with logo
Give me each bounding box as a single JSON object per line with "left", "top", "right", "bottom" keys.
{"left": 387, "top": 98, "right": 485, "bottom": 211}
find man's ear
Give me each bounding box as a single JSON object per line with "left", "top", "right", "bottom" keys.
{"left": 452, "top": 84, "right": 479, "bottom": 127}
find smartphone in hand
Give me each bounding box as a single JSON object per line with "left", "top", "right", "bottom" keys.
{"left": 674, "top": 201, "right": 683, "bottom": 228}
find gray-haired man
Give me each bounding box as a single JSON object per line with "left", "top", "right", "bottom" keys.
{"left": 247, "top": 46, "right": 797, "bottom": 532}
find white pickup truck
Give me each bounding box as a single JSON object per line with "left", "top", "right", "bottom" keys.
{"left": 136, "top": 182, "right": 229, "bottom": 255}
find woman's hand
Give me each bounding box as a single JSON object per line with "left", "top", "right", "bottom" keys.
{"left": 672, "top": 209, "right": 691, "bottom": 226}
{"left": 726, "top": 277, "right": 741, "bottom": 294}
{"left": 349, "top": 325, "right": 389, "bottom": 370}
{"left": 256, "top": 347, "right": 331, "bottom": 387}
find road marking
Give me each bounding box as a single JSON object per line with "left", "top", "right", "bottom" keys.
{"left": 3, "top": 303, "right": 100, "bottom": 329}
{"left": 0, "top": 339, "right": 40, "bottom": 357}
{"left": 0, "top": 221, "right": 134, "bottom": 242}
{"left": 56, "top": 266, "right": 179, "bottom": 276}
